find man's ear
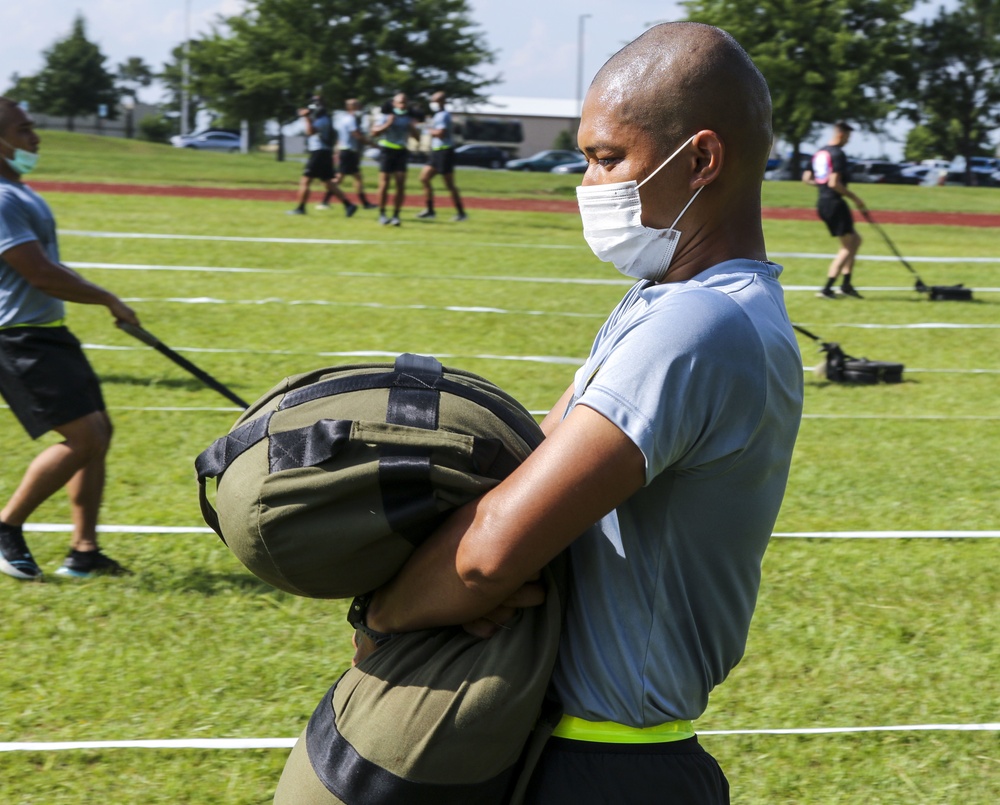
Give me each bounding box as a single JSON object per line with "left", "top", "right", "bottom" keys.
{"left": 690, "top": 130, "right": 723, "bottom": 189}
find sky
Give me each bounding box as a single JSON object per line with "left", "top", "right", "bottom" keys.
{"left": 0, "top": 0, "right": 924, "bottom": 159}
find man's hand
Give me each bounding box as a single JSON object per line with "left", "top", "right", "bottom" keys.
{"left": 352, "top": 629, "right": 381, "bottom": 666}
{"left": 461, "top": 578, "right": 546, "bottom": 639}
{"left": 108, "top": 297, "right": 139, "bottom": 327}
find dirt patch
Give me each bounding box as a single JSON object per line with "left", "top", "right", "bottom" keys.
{"left": 29, "top": 180, "right": 1000, "bottom": 227}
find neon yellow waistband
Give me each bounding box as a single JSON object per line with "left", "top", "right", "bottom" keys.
{"left": 0, "top": 317, "right": 66, "bottom": 331}
{"left": 378, "top": 140, "right": 405, "bottom": 150}
{"left": 552, "top": 715, "right": 695, "bottom": 744}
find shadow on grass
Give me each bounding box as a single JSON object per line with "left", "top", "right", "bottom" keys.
{"left": 140, "top": 568, "right": 278, "bottom": 597}
{"left": 99, "top": 374, "right": 214, "bottom": 392}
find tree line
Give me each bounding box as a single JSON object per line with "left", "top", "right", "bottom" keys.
{"left": 4, "top": 0, "right": 998, "bottom": 180}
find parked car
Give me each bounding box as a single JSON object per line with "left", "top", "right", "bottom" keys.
{"left": 898, "top": 164, "right": 934, "bottom": 185}
{"left": 765, "top": 152, "right": 812, "bottom": 181}
{"left": 452, "top": 144, "right": 508, "bottom": 169}
{"left": 172, "top": 130, "right": 242, "bottom": 152}
{"left": 551, "top": 160, "right": 588, "bottom": 174}
{"left": 849, "top": 160, "right": 910, "bottom": 184}
{"left": 945, "top": 155, "right": 1000, "bottom": 186}
{"left": 505, "top": 149, "right": 582, "bottom": 172}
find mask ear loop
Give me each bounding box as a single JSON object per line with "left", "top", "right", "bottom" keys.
{"left": 669, "top": 185, "right": 705, "bottom": 228}
{"left": 637, "top": 134, "right": 697, "bottom": 189}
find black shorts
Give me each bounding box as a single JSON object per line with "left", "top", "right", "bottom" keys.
{"left": 337, "top": 149, "right": 361, "bottom": 176}
{"left": 523, "top": 736, "right": 730, "bottom": 805}
{"left": 429, "top": 148, "right": 456, "bottom": 175}
{"left": 0, "top": 326, "right": 105, "bottom": 439}
{"left": 817, "top": 195, "right": 855, "bottom": 237}
{"left": 303, "top": 149, "right": 335, "bottom": 181}
{"left": 379, "top": 147, "right": 409, "bottom": 174}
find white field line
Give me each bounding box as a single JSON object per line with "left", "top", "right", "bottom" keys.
{"left": 7, "top": 403, "right": 999, "bottom": 418}
{"left": 2, "top": 723, "right": 997, "bottom": 752}
{"left": 81, "top": 343, "right": 588, "bottom": 366}
{"left": 57, "top": 230, "right": 1000, "bottom": 265}
{"left": 61, "top": 229, "right": 575, "bottom": 251}
{"left": 116, "top": 295, "right": 1000, "bottom": 325}
{"left": 68, "top": 261, "right": 272, "bottom": 273}
{"left": 81, "top": 342, "right": 1000, "bottom": 377}
{"left": 20, "top": 524, "right": 1000, "bottom": 538}
{"left": 118, "top": 296, "right": 606, "bottom": 319}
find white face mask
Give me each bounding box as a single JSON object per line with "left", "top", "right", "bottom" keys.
{"left": 576, "top": 135, "right": 704, "bottom": 282}
{"left": 429, "top": 102, "right": 442, "bottom": 113}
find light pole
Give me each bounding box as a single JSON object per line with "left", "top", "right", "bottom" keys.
{"left": 576, "top": 14, "right": 592, "bottom": 122}
{"left": 181, "top": 0, "right": 191, "bottom": 137}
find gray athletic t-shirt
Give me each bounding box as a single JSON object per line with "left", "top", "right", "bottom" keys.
{"left": 550, "top": 259, "right": 803, "bottom": 726}
{"left": 0, "top": 177, "right": 64, "bottom": 327}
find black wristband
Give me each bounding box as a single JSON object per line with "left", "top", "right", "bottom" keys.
{"left": 348, "top": 593, "right": 396, "bottom": 648}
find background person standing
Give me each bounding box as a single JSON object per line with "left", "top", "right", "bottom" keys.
{"left": 370, "top": 93, "right": 420, "bottom": 226}
{"left": 320, "top": 98, "right": 376, "bottom": 211}
{"left": 0, "top": 98, "right": 137, "bottom": 581}
{"left": 803, "top": 121, "right": 867, "bottom": 299}
{"left": 288, "top": 94, "right": 357, "bottom": 218}
{"left": 416, "top": 91, "right": 467, "bottom": 222}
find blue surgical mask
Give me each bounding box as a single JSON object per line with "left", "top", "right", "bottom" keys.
{"left": 0, "top": 137, "right": 39, "bottom": 176}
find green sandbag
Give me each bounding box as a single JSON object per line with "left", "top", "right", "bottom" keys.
{"left": 195, "top": 354, "right": 566, "bottom": 803}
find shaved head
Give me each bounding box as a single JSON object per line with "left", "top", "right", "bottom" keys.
{"left": 590, "top": 23, "right": 772, "bottom": 180}
{"left": 0, "top": 97, "right": 23, "bottom": 136}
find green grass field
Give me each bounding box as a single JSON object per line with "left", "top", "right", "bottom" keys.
{"left": 1, "top": 134, "right": 997, "bottom": 804}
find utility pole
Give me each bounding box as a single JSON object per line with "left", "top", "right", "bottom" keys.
{"left": 576, "top": 14, "right": 592, "bottom": 123}
{"left": 181, "top": 0, "right": 191, "bottom": 136}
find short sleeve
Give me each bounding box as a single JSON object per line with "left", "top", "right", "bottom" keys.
{"left": 575, "top": 289, "right": 767, "bottom": 482}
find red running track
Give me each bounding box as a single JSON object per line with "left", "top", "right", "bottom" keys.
{"left": 28, "top": 181, "right": 1000, "bottom": 228}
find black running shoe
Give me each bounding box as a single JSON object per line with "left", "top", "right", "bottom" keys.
{"left": 838, "top": 285, "right": 864, "bottom": 299}
{"left": 55, "top": 549, "right": 131, "bottom": 579}
{"left": 0, "top": 523, "right": 43, "bottom": 580}
{"left": 344, "top": 202, "right": 358, "bottom": 218}
{"left": 815, "top": 288, "right": 838, "bottom": 299}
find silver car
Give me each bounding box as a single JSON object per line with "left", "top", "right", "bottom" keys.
{"left": 171, "top": 130, "right": 242, "bottom": 153}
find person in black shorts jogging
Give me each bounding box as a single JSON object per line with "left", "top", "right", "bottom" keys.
{"left": 803, "top": 121, "right": 867, "bottom": 298}
{"left": 288, "top": 94, "right": 357, "bottom": 217}
{"left": 0, "top": 98, "right": 138, "bottom": 580}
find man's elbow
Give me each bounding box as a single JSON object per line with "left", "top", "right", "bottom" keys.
{"left": 454, "top": 512, "right": 522, "bottom": 600}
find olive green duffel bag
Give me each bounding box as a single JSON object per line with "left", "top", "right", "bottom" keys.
{"left": 194, "top": 354, "right": 566, "bottom": 804}
{"left": 195, "top": 353, "right": 546, "bottom": 599}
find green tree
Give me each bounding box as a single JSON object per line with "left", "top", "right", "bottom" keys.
{"left": 29, "top": 15, "right": 119, "bottom": 131}
{"left": 897, "top": 0, "right": 1000, "bottom": 183}
{"left": 117, "top": 57, "right": 155, "bottom": 139}
{"left": 185, "top": 0, "right": 497, "bottom": 132}
{"left": 3, "top": 73, "right": 41, "bottom": 107}
{"left": 682, "top": 0, "right": 914, "bottom": 165}
{"left": 160, "top": 42, "right": 210, "bottom": 135}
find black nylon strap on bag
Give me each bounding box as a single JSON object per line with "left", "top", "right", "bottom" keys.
{"left": 306, "top": 683, "right": 516, "bottom": 805}
{"left": 380, "top": 353, "right": 443, "bottom": 542}
{"left": 195, "top": 412, "right": 274, "bottom": 541}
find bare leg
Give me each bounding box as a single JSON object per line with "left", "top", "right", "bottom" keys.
{"left": 377, "top": 172, "right": 391, "bottom": 214}
{"left": 352, "top": 174, "right": 373, "bottom": 207}
{"left": 827, "top": 232, "right": 862, "bottom": 281}
{"left": 442, "top": 173, "right": 465, "bottom": 217}
{"left": 392, "top": 172, "right": 406, "bottom": 217}
{"left": 1, "top": 411, "right": 112, "bottom": 552}
{"left": 420, "top": 164, "right": 436, "bottom": 212}
{"left": 293, "top": 176, "right": 312, "bottom": 211}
